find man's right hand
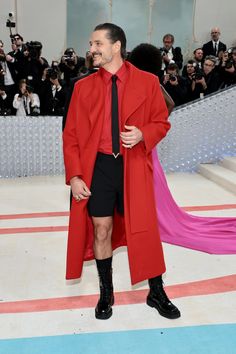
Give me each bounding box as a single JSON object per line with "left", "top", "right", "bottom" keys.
{"left": 70, "top": 176, "right": 91, "bottom": 202}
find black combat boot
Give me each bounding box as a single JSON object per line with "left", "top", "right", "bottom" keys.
{"left": 147, "top": 275, "right": 181, "bottom": 319}
{"left": 95, "top": 257, "right": 114, "bottom": 320}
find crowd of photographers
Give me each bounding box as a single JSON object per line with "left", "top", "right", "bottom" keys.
{"left": 0, "top": 27, "right": 236, "bottom": 116}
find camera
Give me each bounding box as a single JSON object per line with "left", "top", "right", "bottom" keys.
{"left": 25, "top": 41, "right": 42, "bottom": 60}
{"left": 225, "top": 59, "right": 234, "bottom": 69}
{"left": 192, "top": 68, "right": 204, "bottom": 81}
{"left": 26, "top": 84, "right": 33, "bottom": 94}
{"left": 63, "top": 49, "right": 75, "bottom": 64}
{"left": 160, "top": 47, "right": 168, "bottom": 56}
{"left": 46, "top": 67, "right": 59, "bottom": 80}
{"left": 6, "top": 12, "right": 16, "bottom": 28}
{"left": 169, "top": 74, "right": 177, "bottom": 82}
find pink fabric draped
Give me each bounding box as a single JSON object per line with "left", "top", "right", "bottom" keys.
{"left": 152, "top": 149, "right": 236, "bottom": 254}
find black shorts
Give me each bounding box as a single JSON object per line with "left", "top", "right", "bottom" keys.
{"left": 87, "top": 152, "right": 124, "bottom": 217}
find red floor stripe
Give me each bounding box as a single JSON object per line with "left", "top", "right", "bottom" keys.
{"left": 0, "top": 204, "right": 235, "bottom": 221}
{"left": 0, "top": 212, "right": 69, "bottom": 220}
{"left": 0, "top": 204, "right": 235, "bottom": 235}
{"left": 0, "top": 226, "right": 68, "bottom": 234}
{"left": 0, "top": 274, "right": 235, "bottom": 314}
{"left": 182, "top": 204, "right": 236, "bottom": 212}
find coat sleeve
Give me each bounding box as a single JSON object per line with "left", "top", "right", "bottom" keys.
{"left": 140, "top": 77, "right": 170, "bottom": 154}
{"left": 62, "top": 84, "right": 83, "bottom": 185}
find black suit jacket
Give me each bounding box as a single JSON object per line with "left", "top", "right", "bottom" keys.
{"left": 202, "top": 41, "right": 226, "bottom": 58}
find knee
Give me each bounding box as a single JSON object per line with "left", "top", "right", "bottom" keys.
{"left": 94, "top": 224, "right": 112, "bottom": 243}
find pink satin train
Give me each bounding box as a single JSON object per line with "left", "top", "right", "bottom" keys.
{"left": 152, "top": 149, "right": 236, "bottom": 254}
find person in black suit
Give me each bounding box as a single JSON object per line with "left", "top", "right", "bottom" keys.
{"left": 0, "top": 41, "right": 18, "bottom": 113}
{"left": 202, "top": 27, "right": 226, "bottom": 59}
{"left": 182, "top": 48, "right": 204, "bottom": 77}
{"left": 62, "top": 50, "right": 98, "bottom": 130}
{"left": 159, "top": 33, "right": 183, "bottom": 77}
{"left": 191, "top": 55, "right": 223, "bottom": 99}
{"left": 39, "top": 64, "right": 66, "bottom": 116}
{"left": 59, "top": 48, "right": 85, "bottom": 87}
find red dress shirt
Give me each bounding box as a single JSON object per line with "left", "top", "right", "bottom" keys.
{"left": 98, "top": 61, "right": 128, "bottom": 155}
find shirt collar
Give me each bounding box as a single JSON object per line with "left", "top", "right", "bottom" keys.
{"left": 99, "top": 61, "right": 128, "bottom": 84}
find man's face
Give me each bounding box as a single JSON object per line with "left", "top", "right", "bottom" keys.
{"left": 89, "top": 30, "right": 120, "bottom": 68}
{"left": 13, "top": 36, "right": 23, "bottom": 47}
{"left": 167, "top": 69, "right": 177, "bottom": 76}
{"left": 163, "top": 37, "right": 173, "bottom": 50}
{"left": 194, "top": 49, "right": 203, "bottom": 61}
{"left": 203, "top": 60, "right": 215, "bottom": 75}
{"left": 211, "top": 28, "right": 220, "bottom": 42}
{"left": 186, "top": 64, "right": 195, "bottom": 75}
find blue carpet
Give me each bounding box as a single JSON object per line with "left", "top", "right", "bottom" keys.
{"left": 0, "top": 323, "right": 235, "bottom": 354}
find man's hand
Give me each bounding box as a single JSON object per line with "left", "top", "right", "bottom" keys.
{"left": 120, "top": 125, "right": 143, "bottom": 149}
{"left": 50, "top": 78, "right": 60, "bottom": 88}
{"left": 70, "top": 176, "right": 91, "bottom": 202}
{"left": 196, "top": 77, "right": 207, "bottom": 89}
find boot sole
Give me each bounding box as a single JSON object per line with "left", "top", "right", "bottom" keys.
{"left": 95, "top": 308, "right": 113, "bottom": 320}
{"left": 95, "top": 296, "right": 114, "bottom": 320}
{"left": 147, "top": 297, "right": 181, "bottom": 319}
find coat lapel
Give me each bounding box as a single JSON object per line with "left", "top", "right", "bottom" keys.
{"left": 122, "top": 63, "right": 147, "bottom": 125}
{"left": 87, "top": 73, "right": 105, "bottom": 128}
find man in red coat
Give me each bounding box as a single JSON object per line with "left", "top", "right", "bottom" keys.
{"left": 63, "top": 23, "right": 180, "bottom": 320}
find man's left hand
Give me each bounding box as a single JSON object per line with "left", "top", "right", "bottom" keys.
{"left": 120, "top": 125, "right": 143, "bottom": 149}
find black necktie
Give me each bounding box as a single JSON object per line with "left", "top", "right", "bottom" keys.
{"left": 111, "top": 75, "right": 120, "bottom": 158}
{"left": 214, "top": 42, "right": 217, "bottom": 56}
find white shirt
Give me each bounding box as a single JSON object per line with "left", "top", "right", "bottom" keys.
{"left": 13, "top": 93, "right": 40, "bottom": 116}
{"left": 161, "top": 47, "right": 175, "bottom": 71}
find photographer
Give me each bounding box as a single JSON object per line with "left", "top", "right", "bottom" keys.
{"left": 0, "top": 41, "right": 17, "bottom": 113}
{"left": 0, "top": 86, "right": 13, "bottom": 115}
{"left": 13, "top": 79, "right": 40, "bottom": 116}
{"left": 161, "top": 63, "right": 187, "bottom": 106}
{"left": 20, "top": 41, "right": 48, "bottom": 93}
{"left": 59, "top": 48, "right": 85, "bottom": 86}
{"left": 39, "top": 62, "right": 66, "bottom": 116}
{"left": 191, "top": 55, "right": 222, "bottom": 99}
{"left": 7, "top": 34, "right": 26, "bottom": 82}
{"left": 182, "top": 60, "right": 201, "bottom": 102}
{"left": 219, "top": 48, "right": 236, "bottom": 87}
{"left": 159, "top": 34, "right": 183, "bottom": 77}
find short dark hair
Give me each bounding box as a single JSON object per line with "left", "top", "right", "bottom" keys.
{"left": 13, "top": 33, "right": 24, "bottom": 41}
{"left": 204, "top": 55, "right": 216, "bottom": 65}
{"left": 163, "top": 34, "right": 174, "bottom": 43}
{"left": 194, "top": 47, "right": 203, "bottom": 54}
{"left": 128, "top": 43, "right": 162, "bottom": 76}
{"left": 94, "top": 23, "right": 127, "bottom": 59}
{"left": 166, "top": 63, "right": 179, "bottom": 73}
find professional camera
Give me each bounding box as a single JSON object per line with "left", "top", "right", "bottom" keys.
{"left": 192, "top": 67, "right": 204, "bottom": 81}
{"left": 25, "top": 41, "right": 42, "bottom": 60}
{"left": 6, "top": 12, "right": 16, "bottom": 29}
{"left": 169, "top": 73, "right": 177, "bottom": 82}
{"left": 63, "top": 48, "right": 75, "bottom": 64}
{"left": 46, "top": 68, "right": 58, "bottom": 80}
{"left": 225, "top": 59, "right": 234, "bottom": 69}
{"left": 160, "top": 47, "right": 169, "bottom": 56}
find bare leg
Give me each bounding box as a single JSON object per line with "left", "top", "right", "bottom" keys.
{"left": 92, "top": 216, "right": 113, "bottom": 259}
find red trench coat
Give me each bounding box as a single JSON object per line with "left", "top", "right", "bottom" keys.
{"left": 63, "top": 62, "right": 170, "bottom": 285}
